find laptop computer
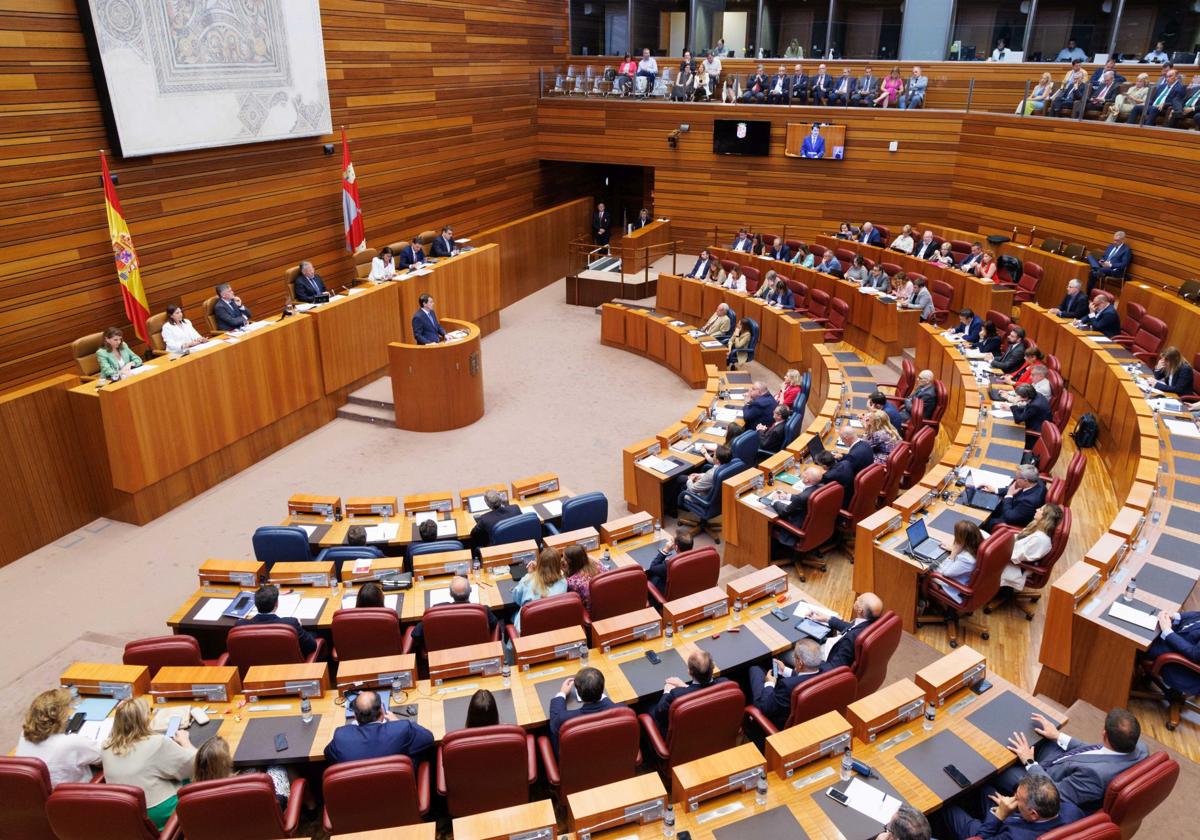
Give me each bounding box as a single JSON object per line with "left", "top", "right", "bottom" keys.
{"left": 905, "top": 519, "right": 949, "bottom": 564}
{"left": 963, "top": 486, "right": 1002, "bottom": 512}
{"left": 806, "top": 435, "right": 826, "bottom": 461}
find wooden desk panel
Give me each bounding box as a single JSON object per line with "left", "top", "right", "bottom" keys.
{"left": 389, "top": 320, "right": 484, "bottom": 432}
{"left": 616, "top": 220, "right": 672, "bottom": 276}
{"left": 308, "top": 281, "right": 404, "bottom": 395}
{"left": 397, "top": 245, "right": 501, "bottom": 343}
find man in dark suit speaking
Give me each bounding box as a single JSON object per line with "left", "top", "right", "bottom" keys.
{"left": 801, "top": 124, "right": 826, "bottom": 158}
{"left": 412, "top": 293, "right": 446, "bottom": 345}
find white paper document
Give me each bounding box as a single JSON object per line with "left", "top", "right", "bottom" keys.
{"left": 428, "top": 587, "right": 480, "bottom": 607}
{"left": 701, "top": 340, "right": 724, "bottom": 349}
{"left": 990, "top": 408, "right": 1014, "bottom": 419}
{"left": 242, "top": 321, "right": 270, "bottom": 331}
{"left": 298, "top": 525, "right": 318, "bottom": 537}
{"left": 1089, "top": 336, "right": 1112, "bottom": 343}
{"left": 791, "top": 599, "right": 836, "bottom": 620}
{"left": 713, "top": 408, "right": 741, "bottom": 423}
{"left": 364, "top": 523, "right": 400, "bottom": 542}
{"left": 432, "top": 520, "right": 458, "bottom": 537}
{"left": 292, "top": 598, "right": 325, "bottom": 621}
{"left": 844, "top": 777, "right": 902, "bottom": 824}
{"left": 79, "top": 719, "right": 114, "bottom": 745}
{"left": 962, "top": 467, "right": 1013, "bottom": 489}
{"left": 347, "top": 286, "right": 366, "bottom": 295}
{"left": 467, "top": 495, "right": 488, "bottom": 514}
{"left": 195, "top": 598, "right": 232, "bottom": 622}
{"left": 541, "top": 500, "right": 564, "bottom": 518}
{"left": 1164, "top": 418, "right": 1200, "bottom": 439}
{"left": 413, "top": 512, "right": 439, "bottom": 525}
{"left": 295, "top": 303, "right": 316, "bottom": 312}
{"left": 1108, "top": 601, "right": 1158, "bottom": 630}
{"left": 273, "top": 592, "right": 302, "bottom": 618}
{"left": 639, "top": 456, "right": 677, "bottom": 474}
{"left": 124, "top": 364, "right": 156, "bottom": 376}
{"left": 454, "top": 237, "right": 471, "bottom": 244}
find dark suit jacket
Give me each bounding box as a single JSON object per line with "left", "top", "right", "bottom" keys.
{"left": 293, "top": 272, "right": 328, "bottom": 303}
{"left": 1156, "top": 362, "right": 1195, "bottom": 396}
{"left": 745, "top": 73, "right": 768, "bottom": 92}
{"left": 651, "top": 677, "right": 729, "bottom": 733}
{"left": 821, "top": 459, "right": 856, "bottom": 505}
{"left": 213, "top": 298, "right": 252, "bottom": 332}
{"left": 767, "top": 288, "right": 795, "bottom": 309}
{"left": 859, "top": 228, "right": 882, "bottom": 246}
{"left": 1056, "top": 292, "right": 1089, "bottom": 320}
{"left": 398, "top": 244, "right": 426, "bottom": 268}
{"left": 324, "top": 719, "right": 435, "bottom": 764}
{"left": 742, "top": 393, "right": 779, "bottom": 432}
{"left": 986, "top": 481, "right": 1047, "bottom": 529}
{"left": 976, "top": 334, "right": 1002, "bottom": 355}
{"left": 1089, "top": 305, "right": 1121, "bottom": 338}
{"left": 1028, "top": 739, "right": 1148, "bottom": 812}
{"left": 593, "top": 212, "right": 612, "bottom": 244}
{"left": 753, "top": 666, "right": 829, "bottom": 730}
{"left": 469, "top": 504, "right": 521, "bottom": 548}
{"left": 1091, "top": 67, "right": 1126, "bottom": 86}
{"left": 971, "top": 800, "right": 1084, "bottom": 839}
{"left": 913, "top": 241, "right": 939, "bottom": 260}
{"left": 855, "top": 76, "right": 879, "bottom": 97}
{"left": 845, "top": 439, "right": 874, "bottom": 473}
{"left": 993, "top": 342, "right": 1027, "bottom": 374}
{"left": 410, "top": 601, "right": 497, "bottom": 643}
{"left": 809, "top": 73, "right": 831, "bottom": 94}
{"left": 1145, "top": 611, "right": 1200, "bottom": 695}
{"left": 236, "top": 613, "right": 317, "bottom": 657}
{"left": 790, "top": 74, "right": 809, "bottom": 95}
{"left": 412, "top": 308, "right": 446, "bottom": 345}
{"left": 771, "top": 484, "right": 816, "bottom": 542}
{"left": 883, "top": 401, "right": 905, "bottom": 433}
{"left": 1013, "top": 393, "right": 1052, "bottom": 437}
{"left": 830, "top": 75, "right": 857, "bottom": 98}
{"left": 431, "top": 235, "right": 457, "bottom": 257}
{"left": 686, "top": 257, "right": 713, "bottom": 280}
{"left": 906, "top": 383, "right": 938, "bottom": 423}
{"left": 758, "top": 421, "right": 786, "bottom": 454}
{"left": 959, "top": 252, "right": 984, "bottom": 273}
{"left": 952, "top": 316, "right": 983, "bottom": 343}
{"left": 1147, "top": 80, "right": 1186, "bottom": 112}
{"left": 548, "top": 695, "right": 618, "bottom": 753}
{"left": 825, "top": 614, "right": 877, "bottom": 669}
{"left": 767, "top": 245, "right": 791, "bottom": 261}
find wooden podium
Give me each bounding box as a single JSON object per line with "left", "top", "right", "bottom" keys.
{"left": 388, "top": 319, "right": 484, "bottom": 432}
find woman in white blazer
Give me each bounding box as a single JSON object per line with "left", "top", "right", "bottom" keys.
{"left": 161, "top": 304, "right": 205, "bottom": 353}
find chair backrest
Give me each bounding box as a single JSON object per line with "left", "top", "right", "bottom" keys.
{"left": 985, "top": 308, "right": 1012, "bottom": 335}
{"left": 47, "top": 783, "right": 158, "bottom": 840}
{"left": 440, "top": 725, "right": 531, "bottom": 816}
{"left": 146, "top": 312, "right": 168, "bottom": 353}
{"left": 783, "top": 408, "right": 805, "bottom": 444}
{"left": 1045, "top": 353, "right": 1061, "bottom": 374}
{"left": 1021, "top": 260, "right": 1043, "bottom": 284}
{"left": 826, "top": 298, "right": 850, "bottom": 329}
{"left": 71, "top": 332, "right": 104, "bottom": 376}
{"left": 880, "top": 441, "right": 912, "bottom": 504}
{"left": 225, "top": 624, "right": 305, "bottom": 676}
{"left": 323, "top": 756, "right": 423, "bottom": 833}
{"left": 744, "top": 318, "right": 760, "bottom": 354}
{"left": 785, "top": 238, "right": 803, "bottom": 254}
{"left": 929, "top": 380, "right": 948, "bottom": 424}
{"left": 491, "top": 513, "right": 542, "bottom": 547}
{"left": 560, "top": 492, "right": 608, "bottom": 532}
{"left": 1057, "top": 451, "right": 1086, "bottom": 507}
{"left": 122, "top": 635, "right": 204, "bottom": 677}
{"left": 333, "top": 607, "right": 404, "bottom": 660}
{"left": 422, "top": 603, "right": 495, "bottom": 652}
{"left": 1033, "top": 421, "right": 1062, "bottom": 473}
{"left": 1023, "top": 507, "right": 1072, "bottom": 590}
{"left": 689, "top": 459, "right": 745, "bottom": 520}
{"left": 788, "top": 280, "right": 809, "bottom": 310}
{"left": 786, "top": 665, "right": 857, "bottom": 727}
{"left": 1120, "top": 302, "right": 1146, "bottom": 336}
{"left": 719, "top": 258, "right": 738, "bottom": 276}
{"left": 874, "top": 225, "right": 890, "bottom": 242}
{"left": 1132, "top": 317, "right": 1167, "bottom": 356}
{"left": 1047, "top": 369, "right": 1064, "bottom": 403}
{"left": 408, "top": 540, "right": 468, "bottom": 567}
{"left": 904, "top": 427, "right": 936, "bottom": 485}
{"left": 665, "top": 547, "right": 721, "bottom": 602}
{"left": 175, "top": 774, "right": 287, "bottom": 840}
{"left": 895, "top": 358, "right": 916, "bottom": 398}
{"left": 852, "top": 611, "right": 902, "bottom": 697}
{"left": 556, "top": 706, "right": 641, "bottom": 795}
{"left": 588, "top": 565, "right": 648, "bottom": 622}
{"left": 880, "top": 261, "right": 902, "bottom": 276}
{"left": 903, "top": 397, "right": 926, "bottom": 442}
{"left": 809, "top": 288, "right": 831, "bottom": 320}
{"left": 796, "top": 483, "right": 844, "bottom": 552}
{"left": 1103, "top": 751, "right": 1180, "bottom": 839}
{"left": 845, "top": 464, "right": 887, "bottom": 524}
{"left": 353, "top": 248, "right": 376, "bottom": 278}
{"left": 665, "top": 681, "right": 745, "bottom": 767}
{"left": 731, "top": 429, "right": 759, "bottom": 466}
{"left": 202, "top": 295, "right": 220, "bottom": 332}
{"left": 1040, "top": 237, "right": 1063, "bottom": 253}
{"left": 949, "top": 239, "right": 972, "bottom": 258}
{"left": 834, "top": 247, "right": 855, "bottom": 265}
{"left": 0, "top": 756, "right": 56, "bottom": 840}
{"left": 251, "top": 526, "right": 312, "bottom": 568}
{"left": 319, "top": 545, "right": 385, "bottom": 579}
{"left": 742, "top": 266, "right": 761, "bottom": 292}
{"left": 517, "top": 591, "right": 586, "bottom": 637}
{"left": 957, "top": 529, "right": 1016, "bottom": 614}
{"left": 1063, "top": 242, "right": 1086, "bottom": 260}
{"left": 930, "top": 280, "right": 953, "bottom": 311}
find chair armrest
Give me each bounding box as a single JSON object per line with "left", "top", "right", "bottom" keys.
{"left": 926, "top": 572, "right": 973, "bottom": 596}
{"left": 543, "top": 522, "right": 561, "bottom": 536}
{"left": 772, "top": 518, "right": 804, "bottom": 538}
{"left": 436, "top": 745, "right": 447, "bottom": 796}
{"left": 1151, "top": 652, "right": 1200, "bottom": 679}
{"left": 282, "top": 778, "right": 307, "bottom": 835}
{"left": 210, "top": 653, "right": 230, "bottom": 668}
{"left": 638, "top": 713, "right": 670, "bottom": 760}
{"left": 744, "top": 704, "right": 780, "bottom": 736}
{"left": 526, "top": 733, "right": 538, "bottom": 784}
{"left": 159, "top": 814, "right": 181, "bottom": 840}
{"left": 536, "top": 734, "right": 561, "bottom": 788}
{"left": 490, "top": 619, "right": 503, "bottom": 643}
{"left": 305, "top": 637, "right": 327, "bottom": 664}
{"left": 648, "top": 581, "right": 666, "bottom": 607}
{"left": 416, "top": 760, "right": 432, "bottom": 815}
{"left": 506, "top": 624, "right": 520, "bottom": 643}
{"left": 402, "top": 626, "right": 417, "bottom": 655}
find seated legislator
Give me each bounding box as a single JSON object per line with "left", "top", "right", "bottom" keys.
{"left": 981, "top": 465, "right": 1047, "bottom": 531}
{"left": 876, "top": 67, "right": 903, "bottom": 107}
{"left": 1048, "top": 278, "right": 1088, "bottom": 320}
{"left": 905, "top": 277, "right": 935, "bottom": 321}
{"left": 355, "top": 581, "right": 385, "bottom": 608}
{"left": 924, "top": 520, "right": 983, "bottom": 607}
{"left": 1079, "top": 70, "right": 1119, "bottom": 118}
{"left": 410, "top": 576, "right": 498, "bottom": 645}
{"left": 100, "top": 698, "right": 196, "bottom": 830}
{"left": 324, "top": 689, "right": 434, "bottom": 765}
{"left": 726, "top": 317, "right": 752, "bottom": 367}
{"left": 912, "top": 230, "right": 939, "bottom": 261}
{"left": 730, "top": 228, "right": 753, "bottom": 253}
{"left": 236, "top": 584, "right": 318, "bottom": 657}
{"left": 996, "top": 709, "right": 1147, "bottom": 812}
{"left": 686, "top": 248, "right": 715, "bottom": 280}
{"left": 636, "top": 48, "right": 658, "bottom": 88}
{"left": 749, "top": 638, "right": 828, "bottom": 730}
{"left": 853, "top": 66, "right": 879, "bottom": 105}
{"left": 766, "top": 236, "right": 791, "bottom": 262}
{"left": 837, "top": 423, "right": 875, "bottom": 472}
{"left": 898, "top": 65, "right": 927, "bottom": 109}
{"left": 674, "top": 443, "right": 731, "bottom": 514}
{"left": 96, "top": 326, "right": 143, "bottom": 380}
{"left": 975, "top": 321, "right": 1003, "bottom": 355}
{"left": 1154, "top": 347, "right": 1195, "bottom": 396}
{"left": 647, "top": 529, "right": 695, "bottom": 594}
{"left": 801, "top": 124, "right": 826, "bottom": 158}
{"left": 633, "top": 207, "right": 654, "bottom": 230}
{"left": 991, "top": 327, "right": 1028, "bottom": 374}
{"left": 431, "top": 225, "right": 460, "bottom": 257}
{"left": 614, "top": 55, "right": 636, "bottom": 95}
{"left": 293, "top": 260, "right": 328, "bottom": 303}
{"left": 879, "top": 806, "right": 932, "bottom": 840}
{"left": 815, "top": 249, "right": 841, "bottom": 275}
{"left": 192, "top": 736, "right": 290, "bottom": 810}
{"left": 844, "top": 254, "right": 870, "bottom": 285}
{"left": 652, "top": 650, "right": 727, "bottom": 732}
{"left": 1129, "top": 70, "right": 1185, "bottom": 127}
{"left": 756, "top": 405, "right": 792, "bottom": 455}
{"left": 827, "top": 68, "right": 857, "bottom": 106}
{"left": 865, "top": 263, "right": 891, "bottom": 291}
{"left": 1078, "top": 294, "right": 1120, "bottom": 338}
{"left": 564, "top": 544, "right": 600, "bottom": 611}
{"left": 1085, "top": 231, "right": 1131, "bottom": 291}
{"left": 767, "top": 466, "right": 824, "bottom": 557}
{"left": 213, "top": 283, "right": 252, "bottom": 332}
{"left": 899, "top": 369, "right": 938, "bottom": 426}
{"left": 399, "top": 238, "right": 426, "bottom": 269}
{"left": 512, "top": 547, "right": 568, "bottom": 633}
{"left": 466, "top": 689, "right": 500, "bottom": 728}
{"left": 702, "top": 303, "right": 732, "bottom": 340}
{"left": 776, "top": 369, "right": 803, "bottom": 409}
{"left": 161, "top": 304, "right": 205, "bottom": 353}
{"left": 870, "top": 391, "right": 906, "bottom": 434}
{"left": 766, "top": 65, "right": 790, "bottom": 104}
{"left": 959, "top": 242, "right": 985, "bottom": 273}
{"left": 1141, "top": 610, "right": 1200, "bottom": 700}
{"left": 548, "top": 667, "right": 618, "bottom": 754}
{"left": 952, "top": 309, "right": 983, "bottom": 343}
{"left": 369, "top": 246, "right": 397, "bottom": 280}
{"left": 721, "top": 264, "right": 747, "bottom": 292}
{"left": 944, "top": 773, "right": 1083, "bottom": 840}
{"left": 1018, "top": 73, "right": 1056, "bottom": 116}
{"left": 15, "top": 688, "right": 102, "bottom": 788}
{"left": 809, "top": 64, "right": 832, "bottom": 105}
{"left": 974, "top": 251, "right": 999, "bottom": 281}
{"left": 1049, "top": 69, "right": 1087, "bottom": 116}
{"left": 890, "top": 224, "right": 915, "bottom": 254}
{"left": 742, "top": 381, "right": 779, "bottom": 430}
{"left": 931, "top": 242, "right": 956, "bottom": 267}
{"left": 1110, "top": 73, "right": 1150, "bottom": 122}
{"left": 1010, "top": 383, "right": 1052, "bottom": 447}
{"left": 412, "top": 293, "right": 446, "bottom": 345}
{"left": 766, "top": 277, "right": 795, "bottom": 309}
{"left": 816, "top": 451, "right": 856, "bottom": 507}
{"left": 864, "top": 409, "right": 900, "bottom": 464}
{"left": 470, "top": 489, "right": 521, "bottom": 548}
{"left": 798, "top": 593, "right": 883, "bottom": 669}
{"left": 999, "top": 504, "right": 1063, "bottom": 591}
{"left": 1167, "top": 74, "right": 1200, "bottom": 127}
{"left": 741, "top": 65, "right": 768, "bottom": 103}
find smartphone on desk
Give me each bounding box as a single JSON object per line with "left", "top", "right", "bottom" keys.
{"left": 645, "top": 650, "right": 662, "bottom": 665}
{"left": 826, "top": 787, "right": 849, "bottom": 806}
{"left": 274, "top": 733, "right": 289, "bottom": 753}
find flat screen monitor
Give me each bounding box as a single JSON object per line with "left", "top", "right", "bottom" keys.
{"left": 795, "top": 124, "right": 848, "bottom": 160}
{"left": 713, "top": 120, "right": 771, "bottom": 156}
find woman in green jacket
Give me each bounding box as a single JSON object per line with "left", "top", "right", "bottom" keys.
{"left": 96, "top": 326, "right": 142, "bottom": 380}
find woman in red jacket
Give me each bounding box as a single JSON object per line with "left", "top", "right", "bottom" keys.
{"left": 616, "top": 54, "right": 637, "bottom": 95}
{"left": 776, "top": 369, "right": 803, "bottom": 409}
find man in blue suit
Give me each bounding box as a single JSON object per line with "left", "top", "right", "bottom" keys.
{"left": 324, "top": 690, "right": 435, "bottom": 764}
{"left": 1086, "top": 231, "right": 1131, "bottom": 292}
{"left": 952, "top": 309, "right": 984, "bottom": 343}
{"left": 1080, "top": 295, "right": 1121, "bottom": 338}
{"left": 730, "top": 228, "right": 753, "bottom": 252}
{"left": 1142, "top": 611, "right": 1200, "bottom": 699}
{"left": 1011, "top": 384, "right": 1052, "bottom": 450}
{"left": 749, "top": 638, "right": 828, "bottom": 730}
{"left": 547, "top": 667, "right": 618, "bottom": 754}
{"left": 858, "top": 221, "right": 882, "bottom": 246}
{"left": 235, "top": 585, "right": 318, "bottom": 657}
{"left": 1048, "top": 279, "right": 1088, "bottom": 320}
{"left": 741, "top": 382, "right": 778, "bottom": 431}
{"left": 766, "top": 237, "right": 791, "bottom": 261}
{"left": 870, "top": 391, "right": 906, "bottom": 434}
{"left": 292, "top": 261, "right": 328, "bottom": 303}
{"left": 982, "top": 465, "right": 1046, "bottom": 530}
{"left": 399, "top": 239, "right": 426, "bottom": 269}
{"left": 801, "top": 124, "right": 826, "bottom": 158}
{"left": 944, "top": 773, "right": 1083, "bottom": 839}
{"left": 412, "top": 293, "right": 446, "bottom": 345}
{"left": 826, "top": 68, "right": 857, "bottom": 106}
{"left": 651, "top": 650, "right": 728, "bottom": 733}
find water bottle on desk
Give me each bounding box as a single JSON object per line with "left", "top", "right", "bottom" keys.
{"left": 840, "top": 746, "right": 853, "bottom": 781}
{"left": 755, "top": 768, "right": 768, "bottom": 805}
{"left": 300, "top": 697, "right": 313, "bottom": 724}
{"left": 924, "top": 702, "right": 937, "bottom": 731}
{"left": 579, "top": 642, "right": 590, "bottom": 665}
{"left": 664, "top": 623, "right": 674, "bottom": 646}
{"left": 1123, "top": 576, "right": 1137, "bottom": 603}
{"left": 663, "top": 803, "right": 675, "bottom": 838}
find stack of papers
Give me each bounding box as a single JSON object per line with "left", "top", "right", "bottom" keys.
{"left": 1109, "top": 601, "right": 1157, "bottom": 630}
{"left": 1164, "top": 418, "right": 1200, "bottom": 439}
{"left": 843, "top": 777, "right": 902, "bottom": 824}
{"left": 466, "top": 495, "right": 488, "bottom": 514}
{"left": 701, "top": 340, "right": 724, "bottom": 349}
{"left": 364, "top": 523, "right": 400, "bottom": 542}
{"left": 195, "top": 598, "right": 232, "bottom": 622}
{"left": 343, "top": 593, "right": 400, "bottom": 611}
{"left": 962, "top": 467, "right": 1012, "bottom": 488}
{"left": 272, "top": 592, "right": 303, "bottom": 618}
{"left": 124, "top": 364, "right": 156, "bottom": 377}
{"left": 295, "top": 303, "right": 317, "bottom": 312}
{"left": 638, "top": 456, "right": 677, "bottom": 474}
{"left": 713, "top": 408, "right": 741, "bottom": 423}
{"left": 428, "top": 587, "right": 480, "bottom": 607}
{"left": 242, "top": 321, "right": 270, "bottom": 332}
{"left": 454, "top": 237, "right": 471, "bottom": 244}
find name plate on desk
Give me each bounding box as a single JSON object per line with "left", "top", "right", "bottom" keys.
{"left": 413, "top": 549, "right": 472, "bottom": 580}
{"left": 766, "top": 711, "right": 853, "bottom": 778}
{"left": 513, "top": 626, "right": 588, "bottom": 669}
{"left": 727, "top": 566, "right": 787, "bottom": 607}
{"left": 242, "top": 664, "right": 329, "bottom": 699}
{"left": 403, "top": 493, "right": 455, "bottom": 515}
{"left": 429, "top": 641, "right": 504, "bottom": 685}
{"left": 197, "top": 559, "right": 264, "bottom": 587}
{"left": 893, "top": 485, "right": 935, "bottom": 521}
{"left": 568, "top": 774, "right": 668, "bottom": 840}
{"left": 671, "top": 743, "right": 765, "bottom": 810}
{"left": 150, "top": 666, "right": 241, "bottom": 704}
{"left": 344, "top": 496, "right": 398, "bottom": 518}
{"left": 287, "top": 494, "right": 341, "bottom": 517}
{"left": 592, "top": 608, "right": 663, "bottom": 652}
{"left": 268, "top": 561, "right": 335, "bottom": 587}
{"left": 915, "top": 647, "right": 987, "bottom": 707}
{"left": 600, "top": 511, "right": 655, "bottom": 544}
{"left": 544, "top": 527, "right": 600, "bottom": 553}
{"left": 480, "top": 540, "right": 538, "bottom": 571}
{"left": 341, "top": 556, "right": 406, "bottom": 583}
{"left": 334, "top": 654, "right": 417, "bottom": 692}
{"left": 728, "top": 469, "right": 766, "bottom": 498}
{"left": 664, "top": 587, "right": 729, "bottom": 630}
{"left": 759, "top": 451, "right": 796, "bottom": 480}
{"left": 847, "top": 678, "right": 925, "bottom": 743}
{"left": 513, "top": 473, "right": 560, "bottom": 500}
{"left": 61, "top": 663, "right": 150, "bottom": 699}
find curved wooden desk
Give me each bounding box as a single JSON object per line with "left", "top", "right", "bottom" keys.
{"left": 388, "top": 319, "right": 484, "bottom": 432}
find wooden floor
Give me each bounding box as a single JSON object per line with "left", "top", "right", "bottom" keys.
{"left": 759, "top": 343, "right": 1200, "bottom": 762}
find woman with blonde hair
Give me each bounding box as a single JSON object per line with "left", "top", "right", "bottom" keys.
{"left": 863, "top": 409, "right": 900, "bottom": 464}
{"left": 776, "top": 369, "right": 803, "bottom": 409}
{"left": 1110, "top": 73, "right": 1150, "bottom": 122}
{"left": 14, "top": 688, "right": 101, "bottom": 788}
{"left": 512, "top": 546, "right": 568, "bottom": 632}
{"left": 752, "top": 269, "right": 777, "bottom": 300}
{"left": 100, "top": 697, "right": 196, "bottom": 829}
{"left": 1000, "top": 504, "right": 1063, "bottom": 590}
{"left": 1017, "top": 72, "right": 1055, "bottom": 115}
{"left": 192, "top": 736, "right": 291, "bottom": 809}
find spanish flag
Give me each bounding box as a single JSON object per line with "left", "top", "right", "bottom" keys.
{"left": 100, "top": 151, "right": 150, "bottom": 344}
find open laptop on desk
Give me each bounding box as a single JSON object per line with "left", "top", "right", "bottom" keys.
{"left": 805, "top": 435, "right": 827, "bottom": 462}
{"left": 904, "top": 519, "right": 949, "bottom": 565}
{"left": 962, "top": 486, "right": 1002, "bottom": 512}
